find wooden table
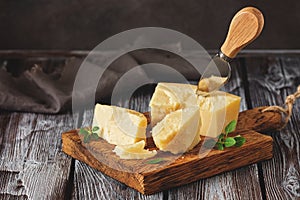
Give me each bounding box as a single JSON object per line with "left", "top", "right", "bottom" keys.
{"left": 1, "top": 51, "right": 300, "bottom": 200}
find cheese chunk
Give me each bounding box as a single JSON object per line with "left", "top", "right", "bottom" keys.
{"left": 198, "top": 76, "right": 228, "bottom": 93}
{"left": 92, "top": 104, "right": 147, "bottom": 145}
{"left": 113, "top": 140, "right": 157, "bottom": 159}
{"left": 197, "top": 91, "right": 240, "bottom": 137}
{"left": 152, "top": 107, "right": 201, "bottom": 154}
{"left": 150, "top": 82, "right": 241, "bottom": 138}
{"left": 149, "top": 83, "right": 198, "bottom": 126}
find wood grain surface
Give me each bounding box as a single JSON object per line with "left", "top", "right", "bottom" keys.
{"left": 1, "top": 54, "right": 300, "bottom": 199}
{"left": 246, "top": 56, "right": 300, "bottom": 199}
{"left": 0, "top": 112, "right": 75, "bottom": 200}
{"left": 62, "top": 127, "right": 273, "bottom": 195}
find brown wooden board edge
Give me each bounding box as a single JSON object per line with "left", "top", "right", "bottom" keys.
{"left": 62, "top": 129, "right": 273, "bottom": 195}
{"left": 62, "top": 131, "right": 146, "bottom": 193}
{"left": 141, "top": 130, "right": 273, "bottom": 194}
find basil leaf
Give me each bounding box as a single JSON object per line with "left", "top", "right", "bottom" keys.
{"left": 79, "top": 128, "right": 89, "bottom": 136}
{"left": 92, "top": 126, "right": 100, "bottom": 132}
{"left": 216, "top": 142, "right": 224, "bottom": 150}
{"left": 225, "top": 120, "right": 237, "bottom": 134}
{"left": 234, "top": 136, "right": 246, "bottom": 147}
{"left": 224, "top": 137, "right": 236, "bottom": 147}
{"left": 146, "top": 158, "right": 164, "bottom": 164}
{"left": 218, "top": 133, "right": 225, "bottom": 141}
{"left": 83, "top": 135, "right": 90, "bottom": 143}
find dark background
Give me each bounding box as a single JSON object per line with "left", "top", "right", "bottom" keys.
{"left": 0, "top": 0, "right": 299, "bottom": 50}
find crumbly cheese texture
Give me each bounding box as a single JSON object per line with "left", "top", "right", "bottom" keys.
{"left": 150, "top": 82, "right": 241, "bottom": 138}
{"left": 197, "top": 91, "right": 241, "bottom": 137}
{"left": 152, "top": 107, "right": 201, "bottom": 154}
{"left": 149, "top": 83, "right": 198, "bottom": 126}
{"left": 198, "top": 76, "right": 228, "bottom": 92}
{"left": 92, "top": 104, "right": 147, "bottom": 145}
{"left": 113, "top": 140, "right": 157, "bottom": 159}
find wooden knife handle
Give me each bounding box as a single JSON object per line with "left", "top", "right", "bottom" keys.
{"left": 220, "top": 7, "right": 264, "bottom": 59}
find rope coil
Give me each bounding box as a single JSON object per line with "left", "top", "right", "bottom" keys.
{"left": 262, "top": 85, "right": 300, "bottom": 128}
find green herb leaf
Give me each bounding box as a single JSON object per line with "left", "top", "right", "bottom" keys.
{"left": 79, "top": 128, "right": 89, "bottom": 136}
{"left": 225, "top": 120, "right": 237, "bottom": 135}
{"left": 92, "top": 126, "right": 100, "bottom": 132}
{"left": 216, "top": 142, "right": 224, "bottom": 150}
{"left": 208, "top": 121, "right": 245, "bottom": 150}
{"left": 203, "top": 139, "right": 217, "bottom": 149}
{"left": 91, "top": 133, "right": 99, "bottom": 140}
{"left": 224, "top": 137, "right": 236, "bottom": 147}
{"left": 146, "top": 158, "right": 165, "bottom": 164}
{"left": 218, "top": 133, "right": 225, "bottom": 141}
{"left": 83, "top": 135, "right": 90, "bottom": 143}
{"left": 234, "top": 136, "right": 246, "bottom": 147}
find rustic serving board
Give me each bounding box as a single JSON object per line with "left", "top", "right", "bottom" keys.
{"left": 62, "top": 106, "right": 284, "bottom": 194}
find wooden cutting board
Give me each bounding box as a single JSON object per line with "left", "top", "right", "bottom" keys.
{"left": 62, "top": 106, "right": 284, "bottom": 194}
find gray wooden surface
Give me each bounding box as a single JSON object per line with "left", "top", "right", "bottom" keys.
{"left": 246, "top": 57, "right": 300, "bottom": 200}
{"left": 1, "top": 55, "right": 300, "bottom": 200}
{"left": 0, "top": 113, "right": 75, "bottom": 200}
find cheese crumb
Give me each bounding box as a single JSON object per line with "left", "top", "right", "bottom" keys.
{"left": 113, "top": 140, "right": 157, "bottom": 159}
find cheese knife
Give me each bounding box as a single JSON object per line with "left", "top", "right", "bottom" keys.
{"left": 196, "top": 7, "right": 264, "bottom": 96}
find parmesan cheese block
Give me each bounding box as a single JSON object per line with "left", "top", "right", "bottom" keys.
{"left": 150, "top": 82, "right": 241, "bottom": 138}
{"left": 92, "top": 104, "right": 147, "bottom": 145}
{"left": 149, "top": 83, "right": 198, "bottom": 126}
{"left": 113, "top": 140, "right": 157, "bottom": 159}
{"left": 152, "top": 107, "right": 201, "bottom": 154}
{"left": 198, "top": 91, "right": 241, "bottom": 137}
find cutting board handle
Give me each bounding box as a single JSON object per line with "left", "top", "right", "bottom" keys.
{"left": 220, "top": 7, "right": 264, "bottom": 59}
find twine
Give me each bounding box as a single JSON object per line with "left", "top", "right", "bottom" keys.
{"left": 262, "top": 85, "right": 300, "bottom": 128}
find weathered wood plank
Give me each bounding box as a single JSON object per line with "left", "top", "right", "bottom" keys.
{"left": 167, "top": 164, "right": 261, "bottom": 200}
{"left": 0, "top": 194, "right": 28, "bottom": 200}
{"left": 167, "top": 61, "right": 263, "bottom": 200}
{"left": 0, "top": 112, "right": 74, "bottom": 199}
{"left": 72, "top": 92, "right": 163, "bottom": 199}
{"left": 0, "top": 112, "right": 11, "bottom": 161}
{"left": 73, "top": 161, "right": 163, "bottom": 200}
{"left": 0, "top": 171, "right": 26, "bottom": 198}
{"left": 246, "top": 56, "right": 300, "bottom": 199}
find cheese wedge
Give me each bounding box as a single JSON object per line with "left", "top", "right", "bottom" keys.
{"left": 150, "top": 82, "right": 241, "bottom": 138}
{"left": 152, "top": 107, "right": 201, "bottom": 154}
{"left": 92, "top": 104, "right": 147, "bottom": 145}
{"left": 113, "top": 140, "right": 157, "bottom": 159}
